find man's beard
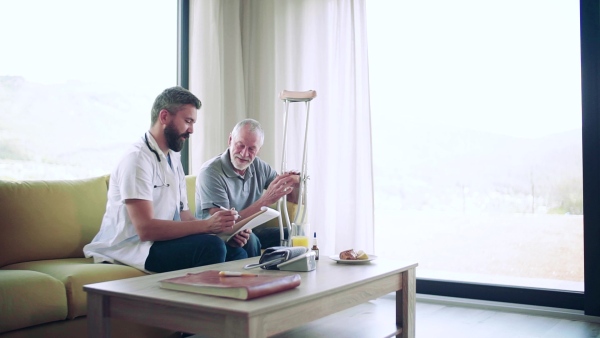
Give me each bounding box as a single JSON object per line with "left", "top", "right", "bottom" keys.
{"left": 230, "top": 152, "right": 252, "bottom": 172}
{"left": 164, "top": 123, "right": 188, "bottom": 152}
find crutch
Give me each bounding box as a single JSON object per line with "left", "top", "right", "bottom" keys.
{"left": 277, "top": 89, "right": 317, "bottom": 246}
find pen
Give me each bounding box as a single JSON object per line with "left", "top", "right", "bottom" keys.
{"left": 212, "top": 203, "right": 240, "bottom": 219}
{"left": 219, "top": 271, "right": 258, "bottom": 277}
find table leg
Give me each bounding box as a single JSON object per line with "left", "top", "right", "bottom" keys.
{"left": 245, "top": 316, "right": 265, "bottom": 338}
{"left": 87, "top": 292, "right": 111, "bottom": 338}
{"left": 397, "top": 268, "right": 416, "bottom": 338}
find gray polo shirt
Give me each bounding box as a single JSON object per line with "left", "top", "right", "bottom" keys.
{"left": 195, "top": 149, "right": 277, "bottom": 219}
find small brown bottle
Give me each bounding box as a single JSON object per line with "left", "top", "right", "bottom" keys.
{"left": 311, "top": 232, "right": 320, "bottom": 260}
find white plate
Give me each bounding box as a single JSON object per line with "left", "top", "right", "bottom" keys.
{"left": 328, "top": 254, "right": 377, "bottom": 264}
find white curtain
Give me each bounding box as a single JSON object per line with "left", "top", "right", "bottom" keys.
{"left": 189, "top": 0, "right": 373, "bottom": 255}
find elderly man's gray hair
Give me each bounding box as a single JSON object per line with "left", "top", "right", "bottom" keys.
{"left": 231, "top": 119, "right": 265, "bottom": 147}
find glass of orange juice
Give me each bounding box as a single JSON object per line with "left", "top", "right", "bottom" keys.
{"left": 290, "top": 222, "right": 310, "bottom": 248}
{"left": 291, "top": 235, "right": 310, "bottom": 248}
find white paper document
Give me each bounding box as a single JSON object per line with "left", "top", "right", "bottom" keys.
{"left": 219, "top": 206, "right": 280, "bottom": 242}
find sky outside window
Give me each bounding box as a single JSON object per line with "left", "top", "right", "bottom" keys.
{"left": 368, "top": 0, "right": 583, "bottom": 291}
{"left": 0, "top": 0, "right": 177, "bottom": 180}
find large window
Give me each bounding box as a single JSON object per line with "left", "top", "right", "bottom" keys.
{"left": 368, "top": 0, "right": 583, "bottom": 293}
{"left": 0, "top": 0, "right": 177, "bottom": 181}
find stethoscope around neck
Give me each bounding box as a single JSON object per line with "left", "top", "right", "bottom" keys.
{"left": 145, "top": 133, "right": 170, "bottom": 188}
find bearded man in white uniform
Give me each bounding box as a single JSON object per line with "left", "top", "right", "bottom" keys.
{"left": 84, "top": 87, "right": 259, "bottom": 273}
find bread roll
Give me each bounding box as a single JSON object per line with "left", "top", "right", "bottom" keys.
{"left": 340, "top": 249, "right": 358, "bottom": 260}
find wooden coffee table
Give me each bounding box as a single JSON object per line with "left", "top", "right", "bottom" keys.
{"left": 84, "top": 257, "right": 417, "bottom": 338}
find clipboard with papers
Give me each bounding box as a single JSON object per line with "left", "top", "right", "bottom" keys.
{"left": 218, "top": 206, "right": 280, "bottom": 242}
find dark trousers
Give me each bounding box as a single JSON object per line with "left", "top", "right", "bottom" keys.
{"left": 145, "top": 233, "right": 262, "bottom": 273}
{"left": 254, "top": 227, "right": 289, "bottom": 249}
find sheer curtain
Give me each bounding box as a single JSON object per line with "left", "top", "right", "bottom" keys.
{"left": 189, "top": 0, "right": 373, "bottom": 255}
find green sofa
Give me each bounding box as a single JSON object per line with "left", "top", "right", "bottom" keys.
{"left": 0, "top": 175, "right": 181, "bottom": 337}
{"left": 0, "top": 174, "right": 294, "bottom": 337}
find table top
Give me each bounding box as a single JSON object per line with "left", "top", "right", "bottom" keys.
{"left": 84, "top": 256, "right": 417, "bottom": 316}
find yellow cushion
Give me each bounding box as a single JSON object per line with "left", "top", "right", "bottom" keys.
{"left": 186, "top": 175, "right": 197, "bottom": 216}
{"left": 258, "top": 201, "right": 300, "bottom": 229}
{"left": 3, "top": 258, "right": 146, "bottom": 319}
{"left": 0, "top": 176, "right": 109, "bottom": 268}
{"left": 0, "top": 270, "right": 67, "bottom": 333}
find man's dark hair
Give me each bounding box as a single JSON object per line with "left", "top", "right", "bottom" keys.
{"left": 150, "top": 86, "right": 201, "bottom": 126}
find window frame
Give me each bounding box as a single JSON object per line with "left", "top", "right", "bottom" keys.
{"left": 178, "top": 0, "right": 191, "bottom": 175}
{"left": 580, "top": 0, "right": 600, "bottom": 316}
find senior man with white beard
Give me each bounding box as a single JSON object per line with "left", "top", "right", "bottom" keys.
{"left": 195, "top": 118, "right": 300, "bottom": 249}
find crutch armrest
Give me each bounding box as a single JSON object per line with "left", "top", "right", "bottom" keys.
{"left": 279, "top": 90, "right": 317, "bottom": 102}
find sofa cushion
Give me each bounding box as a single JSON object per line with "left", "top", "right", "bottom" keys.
{"left": 3, "top": 258, "right": 146, "bottom": 319}
{"left": 186, "top": 175, "right": 197, "bottom": 216}
{"left": 0, "top": 270, "right": 68, "bottom": 333}
{"left": 258, "top": 201, "right": 300, "bottom": 229}
{"left": 0, "top": 176, "right": 109, "bottom": 268}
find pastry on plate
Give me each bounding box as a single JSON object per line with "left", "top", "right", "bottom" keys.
{"left": 339, "top": 249, "right": 369, "bottom": 260}
{"left": 340, "top": 249, "right": 357, "bottom": 260}
{"left": 356, "top": 250, "right": 369, "bottom": 260}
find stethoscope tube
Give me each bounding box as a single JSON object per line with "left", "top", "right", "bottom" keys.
{"left": 145, "top": 133, "right": 162, "bottom": 163}
{"left": 145, "top": 133, "right": 170, "bottom": 188}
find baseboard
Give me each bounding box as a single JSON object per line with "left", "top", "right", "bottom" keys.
{"left": 415, "top": 293, "right": 600, "bottom": 323}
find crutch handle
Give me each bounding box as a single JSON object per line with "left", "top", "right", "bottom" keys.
{"left": 280, "top": 90, "right": 317, "bottom": 102}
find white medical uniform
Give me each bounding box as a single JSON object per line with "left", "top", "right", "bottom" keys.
{"left": 83, "top": 132, "right": 189, "bottom": 272}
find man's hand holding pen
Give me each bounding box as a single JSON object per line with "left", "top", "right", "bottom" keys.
{"left": 206, "top": 211, "right": 236, "bottom": 234}
{"left": 207, "top": 203, "right": 240, "bottom": 234}
{"left": 211, "top": 203, "right": 252, "bottom": 248}
{"left": 212, "top": 203, "right": 241, "bottom": 220}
